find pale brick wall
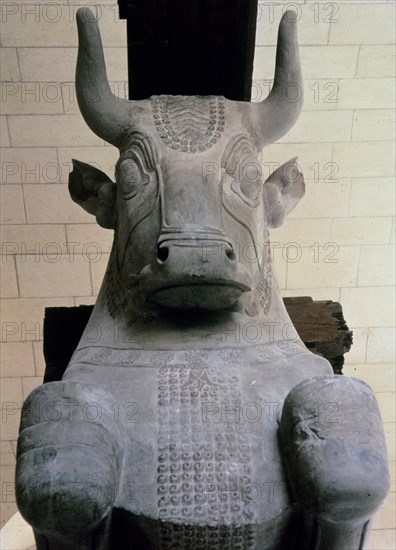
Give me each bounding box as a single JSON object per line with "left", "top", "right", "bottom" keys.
{"left": 1, "top": 0, "right": 395, "bottom": 546}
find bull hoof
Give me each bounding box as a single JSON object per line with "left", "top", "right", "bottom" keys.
{"left": 16, "top": 381, "right": 122, "bottom": 543}
{"left": 17, "top": 445, "right": 117, "bottom": 541}
{"left": 279, "top": 375, "right": 390, "bottom": 524}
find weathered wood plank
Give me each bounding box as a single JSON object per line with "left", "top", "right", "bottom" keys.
{"left": 283, "top": 296, "right": 353, "bottom": 374}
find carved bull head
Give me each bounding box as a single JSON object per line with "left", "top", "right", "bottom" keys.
{"left": 69, "top": 8, "right": 305, "bottom": 315}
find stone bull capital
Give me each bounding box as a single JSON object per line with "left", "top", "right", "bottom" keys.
{"left": 16, "top": 9, "right": 389, "bottom": 550}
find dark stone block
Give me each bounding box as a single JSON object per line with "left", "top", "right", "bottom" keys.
{"left": 43, "top": 305, "right": 93, "bottom": 383}
{"left": 117, "top": 0, "right": 258, "bottom": 100}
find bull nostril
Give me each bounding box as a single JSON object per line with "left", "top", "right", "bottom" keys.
{"left": 157, "top": 245, "right": 169, "bottom": 264}
{"left": 226, "top": 246, "right": 236, "bottom": 262}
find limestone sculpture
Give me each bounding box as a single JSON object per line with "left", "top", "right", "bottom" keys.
{"left": 16, "top": 8, "right": 390, "bottom": 549}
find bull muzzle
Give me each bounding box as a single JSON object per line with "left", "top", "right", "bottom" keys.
{"left": 139, "top": 236, "right": 252, "bottom": 310}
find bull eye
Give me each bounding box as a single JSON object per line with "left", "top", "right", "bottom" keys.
{"left": 118, "top": 158, "right": 149, "bottom": 199}
{"left": 240, "top": 177, "right": 261, "bottom": 201}
{"left": 236, "top": 158, "right": 262, "bottom": 203}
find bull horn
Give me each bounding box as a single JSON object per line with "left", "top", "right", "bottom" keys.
{"left": 76, "top": 7, "right": 131, "bottom": 147}
{"left": 251, "top": 11, "right": 303, "bottom": 149}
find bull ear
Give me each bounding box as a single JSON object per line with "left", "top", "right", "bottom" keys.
{"left": 264, "top": 157, "right": 305, "bottom": 228}
{"left": 69, "top": 159, "right": 116, "bottom": 229}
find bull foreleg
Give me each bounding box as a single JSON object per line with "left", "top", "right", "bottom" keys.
{"left": 16, "top": 381, "right": 122, "bottom": 549}
{"left": 279, "top": 375, "right": 390, "bottom": 550}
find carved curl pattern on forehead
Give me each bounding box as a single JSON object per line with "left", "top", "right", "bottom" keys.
{"left": 151, "top": 95, "right": 225, "bottom": 153}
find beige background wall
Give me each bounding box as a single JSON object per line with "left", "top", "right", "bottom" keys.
{"left": 0, "top": 0, "right": 395, "bottom": 547}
